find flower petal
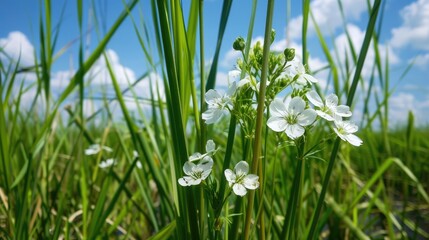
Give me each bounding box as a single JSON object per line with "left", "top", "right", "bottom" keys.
{"left": 227, "top": 81, "right": 237, "bottom": 96}
{"left": 201, "top": 168, "right": 213, "bottom": 180}
{"left": 325, "top": 94, "right": 338, "bottom": 108}
{"left": 205, "top": 89, "right": 221, "bottom": 104}
{"left": 183, "top": 161, "right": 196, "bottom": 175}
{"left": 288, "top": 97, "right": 305, "bottom": 115}
{"left": 233, "top": 184, "right": 247, "bottom": 197}
{"left": 269, "top": 99, "right": 288, "bottom": 117}
{"left": 344, "top": 121, "right": 358, "bottom": 133}
{"left": 306, "top": 91, "right": 324, "bottom": 107}
{"left": 99, "top": 158, "right": 115, "bottom": 168}
{"left": 85, "top": 148, "right": 99, "bottom": 155}
{"left": 333, "top": 127, "right": 347, "bottom": 141}
{"left": 237, "top": 77, "right": 251, "bottom": 88}
{"left": 345, "top": 134, "right": 363, "bottom": 146}
{"left": 336, "top": 105, "right": 352, "bottom": 117}
{"left": 297, "top": 109, "right": 317, "bottom": 126}
{"left": 267, "top": 117, "right": 288, "bottom": 132}
{"left": 202, "top": 109, "right": 224, "bottom": 124}
{"left": 178, "top": 176, "right": 194, "bottom": 186}
{"left": 234, "top": 161, "right": 249, "bottom": 175}
{"left": 189, "top": 152, "right": 203, "bottom": 162}
{"left": 286, "top": 124, "right": 305, "bottom": 139}
{"left": 199, "top": 156, "right": 214, "bottom": 171}
{"left": 228, "top": 69, "right": 241, "bottom": 81}
{"left": 101, "top": 146, "right": 113, "bottom": 152}
{"left": 304, "top": 73, "right": 318, "bottom": 83}
{"left": 316, "top": 110, "right": 335, "bottom": 121}
{"left": 224, "top": 169, "right": 236, "bottom": 183}
{"left": 243, "top": 174, "right": 260, "bottom": 190}
{"left": 85, "top": 144, "right": 100, "bottom": 155}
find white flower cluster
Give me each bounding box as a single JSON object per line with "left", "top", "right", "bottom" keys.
{"left": 200, "top": 43, "right": 362, "bottom": 146}
{"left": 178, "top": 140, "right": 259, "bottom": 197}
{"left": 178, "top": 140, "right": 217, "bottom": 186}
{"left": 202, "top": 83, "right": 236, "bottom": 124}
{"left": 267, "top": 90, "right": 362, "bottom": 146}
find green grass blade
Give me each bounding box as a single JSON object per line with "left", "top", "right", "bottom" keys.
{"left": 205, "top": 0, "right": 233, "bottom": 91}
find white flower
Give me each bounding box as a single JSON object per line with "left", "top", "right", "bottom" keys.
{"left": 136, "top": 161, "right": 142, "bottom": 169}
{"left": 85, "top": 144, "right": 113, "bottom": 155}
{"left": 286, "top": 60, "right": 318, "bottom": 86}
{"left": 99, "top": 158, "right": 116, "bottom": 168}
{"left": 178, "top": 156, "right": 214, "bottom": 186}
{"left": 306, "top": 91, "right": 352, "bottom": 121}
{"left": 267, "top": 97, "right": 317, "bottom": 139}
{"left": 189, "top": 140, "right": 218, "bottom": 162}
{"left": 224, "top": 161, "right": 259, "bottom": 197}
{"left": 202, "top": 82, "right": 236, "bottom": 124}
{"left": 333, "top": 120, "right": 363, "bottom": 146}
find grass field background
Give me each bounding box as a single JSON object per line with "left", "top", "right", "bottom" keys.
{"left": 1, "top": 0, "right": 428, "bottom": 239}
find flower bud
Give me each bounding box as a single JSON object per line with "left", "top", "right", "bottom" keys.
{"left": 284, "top": 48, "right": 295, "bottom": 61}
{"left": 233, "top": 37, "right": 246, "bottom": 51}
{"left": 270, "top": 29, "right": 276, "bottom": 43}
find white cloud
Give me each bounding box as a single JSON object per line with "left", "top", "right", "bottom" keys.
{"left": 410, "top": 53, "right": 429, "bottom": 68}
{"left": 390, "top": 0, "right": 429, "bottom": 50}
{"left": 288, "top": 0, "right": 370, "bottom": 40}
{"left": 221, "top": 48, "right": 241, "bottom": 68}
{"left": 334, "top": 24, "right": 399, "bottom": 78}
{"left": 221, "top": 36, "right": 264, "bottom": 68}
{"left": 0, "top": 31, "right": 35, "bottom": 67}
{"left": 389, "top": 92, "right": 429, "bottom": 126}
{"left": 86, "top": 49, "right": 136, "bottom": 86}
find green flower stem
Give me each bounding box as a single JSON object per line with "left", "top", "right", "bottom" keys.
{"left": 280, "top": 139, "right": 305, "bottom": 239}
{"left": 199, "top": 0, "right": 206, "bottom": 151}
{"left": 200, "top": 185, "right": 205, "bottom": 239}
{"left": 243, "top": 0, "right": 274, "bottom": 239}
{"left": 199, "top": 1, "right": 206, "bottom": 238}
{"left": 216, "top": 115, "right": 237, "bottom": 217}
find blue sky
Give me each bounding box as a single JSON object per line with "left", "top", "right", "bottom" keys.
{"left": 1, "top": 0, "right": 429, "bottom": 127}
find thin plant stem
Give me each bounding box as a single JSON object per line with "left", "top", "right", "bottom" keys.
{"left": 243, "top": 0, "right": 274, "bottom": 239}
{"left": 199, "top": 1, "right": 206, "bottom": 238}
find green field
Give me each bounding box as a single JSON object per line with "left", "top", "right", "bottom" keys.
{"left": 1, "top": 0, "right": 428, "bottom": 239}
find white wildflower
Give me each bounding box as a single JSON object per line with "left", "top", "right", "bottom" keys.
{"left": 202, "top": 82, "right": 236, "bottom": 124}
{"left": 286, "top": 60, "right": 318, "bottom": 86}
{"left": 189, "top": 140, "right": 218, "bottom": 162}
{"left": 267, "top": 97, "right": 317, "bottom": 139}
{"left": 333, "top": 120, "right": 363, "bottom": 146}
{"left": 99, "top": 158, "right": 116, "bottom": 168}
{"left": 85, "top": 144, "right": 113, "bottom": 155}
{"left": 306, "top": 91, "right": 352, "bottom": 121}
{"left": 178, "top": 156, "right": 214, "bottom": 186}
{"left": 224, "top": 161, "right": 259, "bottom": 197}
